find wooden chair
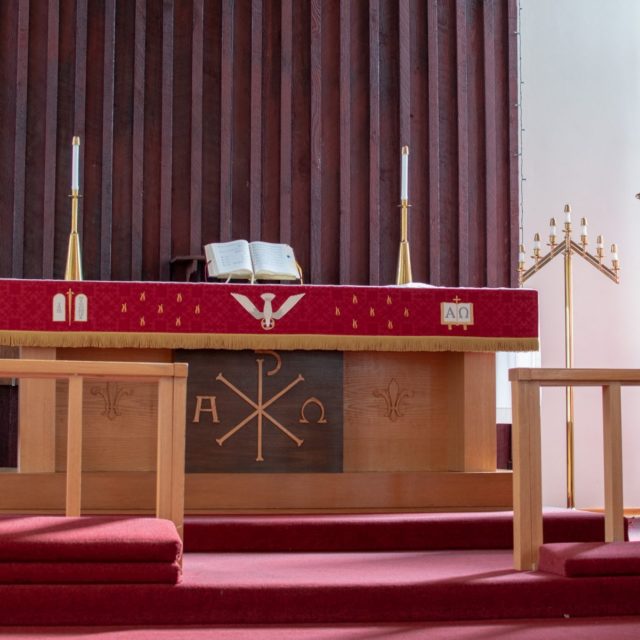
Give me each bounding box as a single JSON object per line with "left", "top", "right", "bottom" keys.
{"left": 510, "top": 368, "right": 640, "bottom": 570}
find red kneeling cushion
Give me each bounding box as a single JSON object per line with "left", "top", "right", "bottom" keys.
{"left": 0, "top": 516, "right": 182, "bottom": 584}
{"left": 539, "top": 541, "right": 640, "bottom": 577}
{"left": 0, "top": 516, "right": 182, "bottom": 563}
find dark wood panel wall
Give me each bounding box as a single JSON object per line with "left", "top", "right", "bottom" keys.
{"left": 0, "top": 0, "right": 518, "bottom": 286}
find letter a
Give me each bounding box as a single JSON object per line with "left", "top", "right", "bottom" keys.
{"left": 193, "top": 396, "right": 220, "bottom": 423}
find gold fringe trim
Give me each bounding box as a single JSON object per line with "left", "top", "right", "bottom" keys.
{"left": 0, "top": 330, "right": 539, "bottom": 353}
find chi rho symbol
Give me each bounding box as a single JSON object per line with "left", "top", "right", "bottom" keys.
{"left": 215, "top": 352, "right": 305, "bottom": 462}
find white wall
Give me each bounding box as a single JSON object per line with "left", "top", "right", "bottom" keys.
{"left": 520, "top": 0, "right": 640, "bottom": 507}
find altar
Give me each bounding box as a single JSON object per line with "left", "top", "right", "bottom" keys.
{"left": 0, "top": 279, "right": 538, "bottom": 514}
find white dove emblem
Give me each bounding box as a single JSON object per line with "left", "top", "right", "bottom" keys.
{"left": 230, "top": 292, "right": 305, "bottom": 330}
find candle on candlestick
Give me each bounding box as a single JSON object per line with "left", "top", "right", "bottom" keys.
{"left": 72, "top": 136, "right": 80, "bottom": 191}
{"left": 611, "top": 244, "right": 619, "bottom": 260}
{"left": 564, "top": 203, "right": 571, "bottom": 224}
{"left": 401, "top": 146, "right": 409, "bottom": 201}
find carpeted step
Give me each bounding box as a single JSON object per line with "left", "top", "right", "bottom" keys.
{"left": 1, "top": 550, "right": 640, "bottom": 625}
{"left": 0, "top": 516, "right": 183, "bottom": 584}
{"left": 539, "top": 541, "right": 640, "bottom": 577}
{"left": 183, "top": 509, "right": 621, "bottom": 552}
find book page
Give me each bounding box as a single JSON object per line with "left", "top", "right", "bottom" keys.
{"left": 249, "top": 242, "right": 299, "bottom": 280}
{"left": 204, "top": 240, "right": 253, "bottom": 279}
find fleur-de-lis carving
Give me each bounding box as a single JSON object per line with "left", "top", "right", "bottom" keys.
{"left": 373, "top": 378, "right": 412, "bottom": 422}
{"left": 90, "top": 383, "right": 133, "bottom": 421}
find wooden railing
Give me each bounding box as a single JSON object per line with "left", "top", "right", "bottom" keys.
{"left": 509, "top": 368, "right": 640, "bottom": 570}
{"left": 1, "top": 359, "right": 187, "bottom": 536}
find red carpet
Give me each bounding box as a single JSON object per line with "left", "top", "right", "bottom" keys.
{"left": 182, "top": 509, "right": 616, "bottom": 552}
{"left": 1, "top": 547, "right": 640, "bottom": 625}
{"left": 0, "top": 511, "right": 636, "bottom": 627}
{"left": 2, "top": 619, "right": 640, "bottom": 639}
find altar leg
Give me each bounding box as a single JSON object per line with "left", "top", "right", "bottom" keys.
{"left": 18, "top": 347, "right": 57, "bottom": 472}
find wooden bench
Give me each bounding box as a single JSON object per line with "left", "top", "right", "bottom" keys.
{"left": 510, "top": 368, "right": 640, "bottom": 570}
{"left": 0, "top": 359, "right": 187, "bottom": 537}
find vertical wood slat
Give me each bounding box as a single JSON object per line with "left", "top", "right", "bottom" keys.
{"left": 602, "top": 383, "right": 624, "bottom": 542}
{"left": 507, "top": 0, "right": 519, "bottom": 287}
{"left": 189, "top": 0, "right": 204, "bottom": 256}
{"left": 156, "top": 377, "right": 174, "bottom": 522}
{"left": 219, "top": 0, "right": 234, "bottom": 242}
{"left": 65, "top": 375, "right": 84, "bottom": 517}
{"left": 427, "top": 0, "right": 441, "bottom": 284}
{"left": 73, "top": 0, "right": 88, "bottom": 172}
{"left": 131, "top": 0, "right": 146, "bottom": 279}
{"left": 76, "top": 0, "right": 90, "bottom": 278}
{"left": 483, "top": 1, "right": 498, "bottom": 286}
{"left": 398, "top": 0, "right": 410, "bottom": 148}
{"left": 249, "top": 0, "right": 263, "bottom": 242}
{"left": 339, "top": 0, "right": 351, "bottom": 283}
{"left": 310, "top": 0, "right": 322, "bottom": 283}
{"left": 368, "top": 0, "right": 380, "bottom": 285}
{"left": 12, "top": 0, "right": 30, "bottom": 278}
{"left": 456, "top": 0, "right": 469, "bottom": 286}
{"left": 42, "top": 0, "right": 60, "bottom": 279}
{"left": 511, "top": 378, "right": 543, "bottom": 571}
{"left": 159, "top": 0, "right": 174, "bottom": 280}
{"left": 100, "top": 0, "right": 116, "bottom": 279}
{"left": 279, "top": 0, "right": 293, "bottom": 246}
{"left": 170, "top": 371, "right": 187, "bottom": 538}
{"left": 17, "top": 347, "right": 57, "bottom": 473}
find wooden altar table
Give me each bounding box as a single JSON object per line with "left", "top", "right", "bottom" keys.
{"left": 0, "top": 279, "right": 538, "bottom": 515}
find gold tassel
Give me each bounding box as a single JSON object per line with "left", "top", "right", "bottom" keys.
{"left": 0, "top": 330, "right": 539, "bottom": 353}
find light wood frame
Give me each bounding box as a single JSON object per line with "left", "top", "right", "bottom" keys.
{"left": 2, "top": 359, "right": 187, "bottom": 536}
{"left": 510, "top": 368, "right": 640, "bottom": 570}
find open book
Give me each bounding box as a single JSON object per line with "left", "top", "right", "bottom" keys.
{"left": 204, "top": 240, "right": 302, "bottom": 283}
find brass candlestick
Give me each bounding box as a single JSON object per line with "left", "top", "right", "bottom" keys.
{"left": 519, "top": 204, "right": 620, "bottom": 508}
{"left": 396, "top": 198, "right": 413, "bottom": 285}
{"left": 64, "top": 189, "right": 83, "bottom": 280}
{"left": 64, "top": 136, "right": 83, "bottom": 281}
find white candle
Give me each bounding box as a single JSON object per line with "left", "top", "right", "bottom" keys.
{"left": 596, "top": 235, "right": 604, "bottom": 249}
{"left": 564, "top": 204, "right": 571, "bottom": 224}
{"left": 549, "top": 218, "right": 556, "bottom": 236}
{"left": 533, "top": 233, "right": 540, "bottom": 250}
{"left": 72, "top": 136, "right": 80, "bottom": 191}
{"left": 401, "top": 146, "right": 409, "bottom": 201}
{"left": 611, "top": 244, "right": 618, "bottom": 260}
{"left": 518, "top": 244, "right": 526, "bottom": 263}
{"left": 580, "top": 217, "right": 588, "bottom": 235}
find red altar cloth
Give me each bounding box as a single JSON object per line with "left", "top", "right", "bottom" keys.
{"left": 0, "top": 279, "right": 538, "bottom": 352}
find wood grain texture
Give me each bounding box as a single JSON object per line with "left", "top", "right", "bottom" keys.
{"left": 11, "top": 355, "right": 186, "bottom": 530}
{"left": 0, "top": 470, "right": 512, "bottom": 513}
{"left": 42, "top": 0, "right": 60, "bottom": 279}
{"left": 0, "top": 0, "right": 518, "bottom": 286}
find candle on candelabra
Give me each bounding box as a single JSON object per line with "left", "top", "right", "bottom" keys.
{"left": 550, "top": 218, "right": 557, "bottom": 236}
{"left": 401, "top": 146, "right": 409, "bottom": 201}
{"left": 596, "top": 234, "right": 604, "bottom": 249}
{"left": 564, "top": 204, "right": 571, "bottom": 223}
{"left": 580, "top": 218, "right": 588, "bottom": 235}
{"left": 72, "top": 136, "right": 80, "bottom": 191}
{"left": 611, "top": 244, "right": 619, "bottom": 260}
{"left": 518, "top": 244, "right": 526, "bottom": 264}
